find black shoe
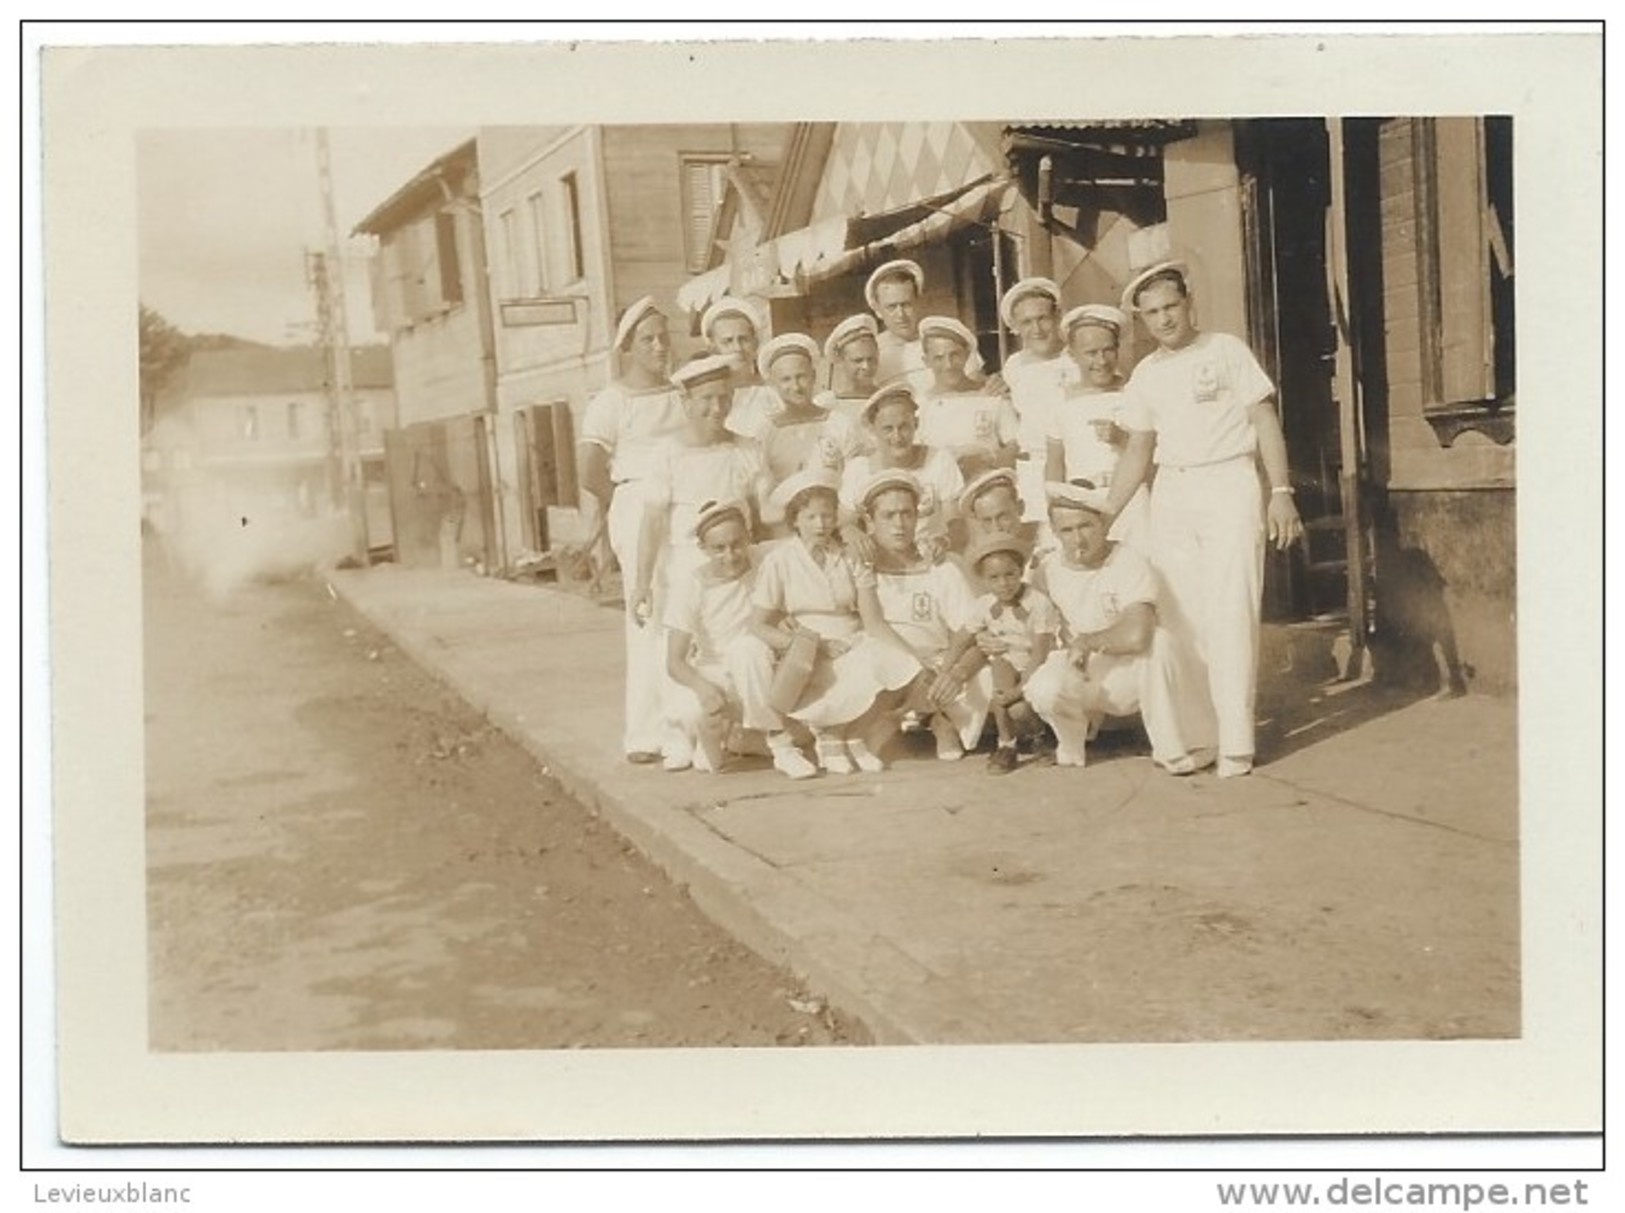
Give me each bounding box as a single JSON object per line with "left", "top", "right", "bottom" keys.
{"left": 986, "top": 745, "right": 1019, "bottom": 775}
{"left": 626, "top": 750, "right": 662, "bottom": 765}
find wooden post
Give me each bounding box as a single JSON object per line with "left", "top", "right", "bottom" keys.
{"left": 1324, "top": 119, "right": 1371, "bottom": 678}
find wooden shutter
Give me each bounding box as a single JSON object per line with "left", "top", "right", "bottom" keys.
{"left": 435, "top": 211, "right": 463, "bottom": 306}
{"left": 1433, "top": 118, "right": 1495, "bottom": 404}
{"left": 682, "top": 158, "right": 723, "bottom": 273}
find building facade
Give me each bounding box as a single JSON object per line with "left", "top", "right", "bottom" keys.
{"left": 355, "top": 139, "right": 503, "bottom": 572}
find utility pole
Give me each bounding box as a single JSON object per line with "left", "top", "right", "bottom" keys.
{"left": 304, "top": 249, "right": 345, "bottom": 517}
{"left": 314, "top": 127, "right": 369, "bottom": 565}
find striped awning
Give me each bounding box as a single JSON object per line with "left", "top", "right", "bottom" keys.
{"left": 676, "top": 176, "right": 1012, "bottom": 314}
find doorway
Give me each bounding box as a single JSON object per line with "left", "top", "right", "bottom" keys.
{"left": 1236, "top": 119, "right": 1349, "bottom": 623}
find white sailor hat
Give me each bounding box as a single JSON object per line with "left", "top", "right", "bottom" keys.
{"left": 917, "top": 315, "right": 979, "bottom": 351}
{"left": 857, "top": 467, "right": 923, "bottom": 512}
{"left": 670, "top": 353, "right": 738, "bottom": 391}
{"left": 822, "top": 313, "right": 881, "bottom": 363}
{"left": 755, "top": 332, "right": 821, "bottom": 380}
{"left": 863, "top": 258, "right": 926, "bottom": 312}
{"left": 767, "top": 467, "right": 842, "bottom": 519}
{"left": 700, "top": 296, "right": 763, "bottom": 339}
{"left": 1044, "top": 478, "right": 1112, "bottom": 515}
{"left": 861, "top": 381, "right": 920, "bottom": 424}
{"left": 957, "top": 466, "right": 1019, "bottom": 515}
{"left": 692, "top": 497, "right": 751, "bottom": 541}
{"left": 1120, "top": 260, "right": 1191, "bottom": 314}
{"left": 998, "top": 277, "right": 1062, "bottom": 330}
{"left": 613, "top": 295, "right": 664, "bottom": 351}
{"left": 963, "top": 531, "right": 1031, "bottom": 573}
{"left": 1061, "top": 303, "right": 1131, "bottom": 341}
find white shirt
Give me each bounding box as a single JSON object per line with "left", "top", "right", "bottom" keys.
{"left": 1003, "top": 349, "right": 1079, "bottom": 457}
{"left": 1047, "top": 386, "right": 1129, "bottom": 485}
{"left": 663, "top": 564, "right": 758, "bottom": 668}
{"left": 874, "top": 560, "right": 979, "bottom": 661}
{"left": 917, "top": 391, "right": 1021, "bottom": 456}
{"left": 1033, "top": 544, "right": 1159, "bottom": 639}
{"left": 579, "top": 381, "right": 687, "bottom": 484}
{"left": 725, "top": 382, "right": 782, "bottom": 441}
{"left": 1119, "top": 330, "right": 1274, "bottom": 468}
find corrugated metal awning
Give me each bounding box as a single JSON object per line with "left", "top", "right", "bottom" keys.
{"left": 676, "top": 176, "right": 1012, "bottom": 313}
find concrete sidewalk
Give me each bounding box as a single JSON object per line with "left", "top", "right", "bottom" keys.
{"left": 332, "top": 564, "right": 1519, "bottom": 1045}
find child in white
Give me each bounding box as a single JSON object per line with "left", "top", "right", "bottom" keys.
{"left": 936, "top": 533, "right": 1061, "bottom": 774}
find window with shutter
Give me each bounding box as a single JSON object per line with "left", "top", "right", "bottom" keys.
{"left": 367, "top": 242, "right": 399, "bottom": 334}
{"left": 527, "top": 191, "right": 549, "bottom": 294}
{"left": 680, "top": 156, "right": 729, "bottom": 274}
{"left": 435, "top": 210, "right": 463, "bottom": 307}
{"left": 561, "top": 172, "right": 586, "bottom": 283}
{"left": 1415, "top": 117, "right": 1514, "bottom": 444}
{"left": 499, "top": 207, "right": 520, "bottom": 299}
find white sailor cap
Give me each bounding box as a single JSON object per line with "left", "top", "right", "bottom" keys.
{"left": 613, "top": 295, "right": 664, "bottom": 351}
{"left": 767, "top": 467, "right": 842, "bottom": 519}
{"left": 857, "top": 468, "right": 923, "bottom": 512}
{"left": 861, "top": 381, "right": 920, "bottom": 424}
{"left": 998, "top": 277, "right": 1062, "bottom": 330}
{"left": 864, "top": 258, "right": 926, "bottom": 312}
{"left": 1044, "top": 478, "right": 1112, "bottom": 515}
{"left": 755, "top": 332, "right": 821, "bottom": 381}
{"left": 958, "top": 466, "right": 1019, "bottom": 515}
{"left": 1120, "top": 260, "right": 1191, "bottom": 314}
{"left": 670, "top": 353, "right": 738, "bottom": 391}
{"left": 822, "top": 313, "right": 881, "bottom": 362}
{"left": 692, "top": 497, "right": 751, "bottom": 541}
{"left": 700, "top": 296, "right": 763, "bottom": 339}
{"left": 1061, "top": 303, "right": 1131, "bottom": 341}
{"left": 917, "top": 315, "right": 979, "bottom": 352}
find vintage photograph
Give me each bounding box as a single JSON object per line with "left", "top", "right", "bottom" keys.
{"left": 38, "top": 32, "right": 1599, "bottom": 1148}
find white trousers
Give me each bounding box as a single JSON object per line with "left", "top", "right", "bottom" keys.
{"left": 1147, "top": 457, "right": 1265, "bottom": 761}
{"left": 664, "top": 637, "right": 779, "bottom": 740}
{"left": 1024, "top": 629, "right": 1214, "bottom": 766}
{"left": 608, "top": 482, "right": 667, "bottom": 754}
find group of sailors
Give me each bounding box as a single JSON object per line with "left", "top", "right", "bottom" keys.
{"left": 575, "top": 255, "right": 1304, "bottom": 782}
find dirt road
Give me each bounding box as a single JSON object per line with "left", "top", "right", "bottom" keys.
{"left": 144, "top": 545, "right": 867, "bottom": 1050}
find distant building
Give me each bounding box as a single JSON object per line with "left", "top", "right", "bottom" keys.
{"left": 143, "top": 343, "right": 396, "bottom": 554}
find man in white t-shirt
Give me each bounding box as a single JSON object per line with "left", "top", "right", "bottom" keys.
{"left": 700, "top": 296, "right": 782, "bottom": 440}
{"left": 1104, "top": 261, "right": 1304, "bottom": 778}
{"left": 996, "top": 277, "right": 1078, "bottom": 522}
{"left": 1025, "top": 481, "right": 1216, "bottom": 772}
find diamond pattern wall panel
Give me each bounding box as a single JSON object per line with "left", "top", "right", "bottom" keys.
{"left": 811, "top": 122, "right": 999, "bottom": 223}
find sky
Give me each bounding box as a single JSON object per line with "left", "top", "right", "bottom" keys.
{"left": 137, "top": 126, "right": 472, "bottom": 347}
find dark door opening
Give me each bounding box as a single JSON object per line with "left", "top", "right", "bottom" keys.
{"left": 1237, "top": 119, "right": 1347, "bottom": 623}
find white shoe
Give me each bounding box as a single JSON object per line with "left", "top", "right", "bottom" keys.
{"left": 1054, "top": 745, "right": 1088, "bottom": 768}
{"left": 816, "top": 737, "right": 855, "bottom": 774}
{"left": 846, "top": 738, "right": 885, "bottom": 773}
{"left": 1217, "top": 755, "right": 1254, "bottom": 779}
{"left": 662, "top": 744, "right": 693, "bottom": 773}
{"left": 771, "top": 746, "right": 819, "bottom": 780}
{"left": 932, "top": 719, "right": 964, "bottom": 761}
{"left": 1160, "top": 747, "right": 1216, "bottom": 776}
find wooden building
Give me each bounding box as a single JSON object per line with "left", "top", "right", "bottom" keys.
{"left": 476, "top": 123, "right": 790, "bottom": 560}
{"left": 675, "top": 117, "right": 1516, "bottom": 694}
{"left": 354, "top": 139, "right": 503, "bottom": 573}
